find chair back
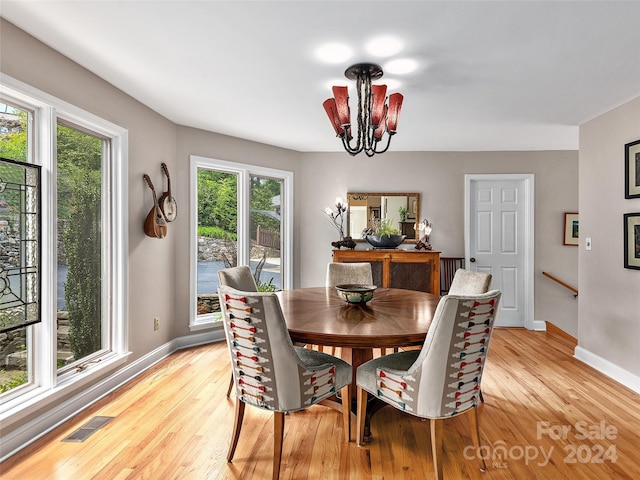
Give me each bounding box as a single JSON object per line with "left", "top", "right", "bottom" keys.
{"left": 448, "top": 269, "right": 491, "bottom": 295}
{"left": 218, "top": 265, "right": 258, "bottom": 292}
{"left": 440, "top": 257, "right": 465, "bottom": 295}
{"left": 218, "top": 285, "right": 347, "bottom": 412}
{"left": 376, "top": 290, "right": 501, "bottom": 418}
{"left": 326, "top": 262, "right": 373, "bottom": 286}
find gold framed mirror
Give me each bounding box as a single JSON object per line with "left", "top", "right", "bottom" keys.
{"left": 346, "top": 192, "right": 421, "bottom": 242}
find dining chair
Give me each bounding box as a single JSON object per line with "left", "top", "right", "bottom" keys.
{"left": 448, "top": 269, "right": 492, "bottom": 295}
{"left": 218, "top": 265, "right": 259, "bottom": 398}
{"left": 355, "top": 290, "right": 502, "bottom": 480}
{"left": 447, "top": 269, "right": 492, "bottom": 404}
{"left": 218, "top": 285, "right": 352, "bottom": 480}
{"left": 326, "top": 262, "right": 373, "bottom": 287}
{"left": 325, "top": 262, "right": 374, "bottom": 355}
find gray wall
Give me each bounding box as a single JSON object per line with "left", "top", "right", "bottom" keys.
{"left": 298, "top": 151, "right": 579, "bottom": 335}
{"left": 579, "top": 96, "right": 640, "bottom": 381}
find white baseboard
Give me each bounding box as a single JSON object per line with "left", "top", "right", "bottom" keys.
{"left": 531, "top": 319, "right": 547, "bottom": 331}
{"left": 0, "top": 330, "right": 224, "bottom": 462}
{"left": 574, "top": 346, "right": 640, "bottom": 394}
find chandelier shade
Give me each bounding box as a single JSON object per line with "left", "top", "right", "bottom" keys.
{"left": 323, "top": 63, "right": 404, "bottom": 157}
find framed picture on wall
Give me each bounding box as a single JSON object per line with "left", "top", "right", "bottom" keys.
{"left": 563, "top": 212, "right": 579, "bottom": 246}
{"left": 625, "top": 139, "right": 640, "bottom": 199}
{"left": 623, "top": 213, "right": 640, "bottom": 269}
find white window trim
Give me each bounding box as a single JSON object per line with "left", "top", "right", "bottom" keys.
{"left": 0, "top": 74, "right": 130, "bottom": 422}
{"left": 189, "top": 155, "right": 293, "bottom": 330}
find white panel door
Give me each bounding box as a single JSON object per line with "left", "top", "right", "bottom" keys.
{"left": 468, "top": 178, "right": 529, "bottom": 327}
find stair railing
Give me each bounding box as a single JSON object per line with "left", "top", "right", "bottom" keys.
{"left": 542, "top": 271, "right": 578, "bottom": 297}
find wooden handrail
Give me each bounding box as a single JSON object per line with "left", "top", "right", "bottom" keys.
{"left": 542, "top": 271, "right": 578, "bottom": 297}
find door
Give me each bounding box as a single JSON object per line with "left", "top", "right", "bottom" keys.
{"left": 465, "top": 174, "right": 535, "bottom": 328}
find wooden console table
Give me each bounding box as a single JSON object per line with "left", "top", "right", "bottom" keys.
{"left": 332, "top": 249, "right": 440, "bottom": 294}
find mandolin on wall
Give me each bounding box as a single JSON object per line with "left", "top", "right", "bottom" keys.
{"left": 143, "top": 173, "right": 168, "bottom": 238}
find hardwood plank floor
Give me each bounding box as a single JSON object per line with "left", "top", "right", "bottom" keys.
{"left": 1, "top": 329, "right": 639, "bottom": 479}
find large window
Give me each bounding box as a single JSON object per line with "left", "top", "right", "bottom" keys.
{"left": 0, "top": 77, "right": 127, "bottom": 413}
{"left": 190, "top": 155, "right": 293, "bottom": 329}
{"left": 56, "top": 122, "right": 107, "bottom": 373}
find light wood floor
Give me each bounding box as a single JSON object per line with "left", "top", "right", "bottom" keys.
{"left": 1, "top": 329, "right": 639, "bottom": 479}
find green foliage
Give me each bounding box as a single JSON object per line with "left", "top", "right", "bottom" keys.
{"left": 197, "top": 170, "right": 281, "bottom": 242}
{"left": 198, "top": 170, "right": 237, "bottom": 232}
{"left": 256, "top": 277, "right": 278, "bottom": 292}
{"left": 0, "top": 370, "right": 28, "bottom": 394}
{"left": 58, "top": 124, "right": 103, "bottom": 360}
{"left": 398, "top": 206, "right": 409, "bottom": 221}
{"left": 378, "top": 219, "right": 401, "bottom": 236}
{"left": 250, "top": 176, "right": 281, "bottom": 233}
{"left": 197, "top": 226, "right": 237, "bottom": 240}
{"left": 0, "top": 106, "right": 28, "bottom": 162}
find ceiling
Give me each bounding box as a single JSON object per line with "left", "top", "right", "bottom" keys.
{"left": 2, "top": 1, "right": 639, "bottom": 152}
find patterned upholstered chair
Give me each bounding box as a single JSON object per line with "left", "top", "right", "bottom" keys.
{"left": 218, "top": 285, "right": 352, "bottom": 480}
{"left": 448, "top": 269, "right": 492, "bottom": 295}
{"left": 218, "top": 266, "right": 259, "bottom": 398}
{"left": 355, "top": 290, "right": 502, "bottom": 480}
{"left": 447, "top": 269, "right": 492, "bottom": 403}
{"left": 326, "top": 262, "right": 373, "bottom": 287}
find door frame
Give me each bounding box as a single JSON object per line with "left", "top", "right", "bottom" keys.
{"left": 464, "top": 173, "right": 540, "bottom": 330}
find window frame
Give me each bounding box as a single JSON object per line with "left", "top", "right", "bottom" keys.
{"left": 0, "top": 74, "right": 129, "bottom": 419}
{"left": 189, "top": 155, "right": 293, "bottom": 330}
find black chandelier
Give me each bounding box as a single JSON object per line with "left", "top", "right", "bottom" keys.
{"left": 323, "top": 63, "right": 403, "bottom": 157}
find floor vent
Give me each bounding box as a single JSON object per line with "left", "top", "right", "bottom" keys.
{"left": 62, "top": 416, "right": 114, "bottom": 443}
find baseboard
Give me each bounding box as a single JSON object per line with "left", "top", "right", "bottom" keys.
{"left": 574, "top": 346, "right": 640, "bottom": 394}
{"left": 545, "top": 321, "right": 577, "bottom": 345}
{"left": 531, "top": 319, "right": 547, "bottom": 331}
{"left": 0, "top": 330, "right": 224, "bottom": 462}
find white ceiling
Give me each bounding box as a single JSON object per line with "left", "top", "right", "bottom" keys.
{"left": 2, "top": 1, "right": 639, "bottom": 152}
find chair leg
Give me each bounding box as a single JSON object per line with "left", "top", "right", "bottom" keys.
{"left": 468, "top": 407, "right": 487, "bottom": 472}
{"left": 340, "top": 384, "right": 351, "bottom": 443}
{"left": 430, "top": 418, "right": 444, "bottom": 480}
{"left": 226, "top": 373, "right": 234, "bottom": 398}
{"left": 273, "top": 411, "right": 285, "bottom": 480}
{"left": 227, "top": 399, "right": 245, "bottom": 462}
{"left": 356, "top": 387, "right": 368, "bottom": 446}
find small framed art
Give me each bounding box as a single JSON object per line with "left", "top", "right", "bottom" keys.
{"left": 625, "top": 139, "right": 640, "bottom": 199}
{"left": 623, "top": 212, "right": 640, "bottom": 270}
{"left": 563, "top": 212, "right": 579, "bottom": 246}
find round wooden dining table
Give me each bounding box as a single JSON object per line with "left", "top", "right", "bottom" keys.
{"left": 276, "top": 287, "right": 440, "bottom": 397}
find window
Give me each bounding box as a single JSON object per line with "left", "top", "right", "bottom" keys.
{"left": 56, "top": 122, "right": 107, "bottom": 373}
{"left": 189, "top": 155, "right": 293, "bottom": 329}
{"left": 0, "top": 76, "right": 127, "bottom": 413}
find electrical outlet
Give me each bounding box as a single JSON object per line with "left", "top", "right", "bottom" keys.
{"left": 585, "top": 237, "right": 592, "bottom": 251}
{"left": 153, "top": 317, "right": 160, "bottom": 331}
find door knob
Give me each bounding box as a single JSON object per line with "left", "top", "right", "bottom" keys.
{"left": 470, "top": 257, "right": 476, "bottom": 263}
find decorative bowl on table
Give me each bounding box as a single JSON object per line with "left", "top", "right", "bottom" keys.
{"left": 335, "top": 284, "right": 377, "bottom": 305}
{"left": 365, "top": 234, "right": 406, "bottom": 249}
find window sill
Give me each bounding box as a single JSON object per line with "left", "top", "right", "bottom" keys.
{"left": 189, "top": 313, "right": 223, "bottom": 332}
{"left": 189, "top": 321, "right": 223, "bottom": 332}
{"left": 0, "top": 351, "right": 131, "bottom": 429}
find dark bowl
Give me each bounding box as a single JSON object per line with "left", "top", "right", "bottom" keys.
{"left": 335, "top": 284, "right": 377, "bottom": 304}
{"left": 365, "top": 234, "right": 407, "bottom": 248}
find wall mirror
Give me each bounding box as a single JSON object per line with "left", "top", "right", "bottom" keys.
{"left": 346, "top": 192, "right": 421, "bottom": 242}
